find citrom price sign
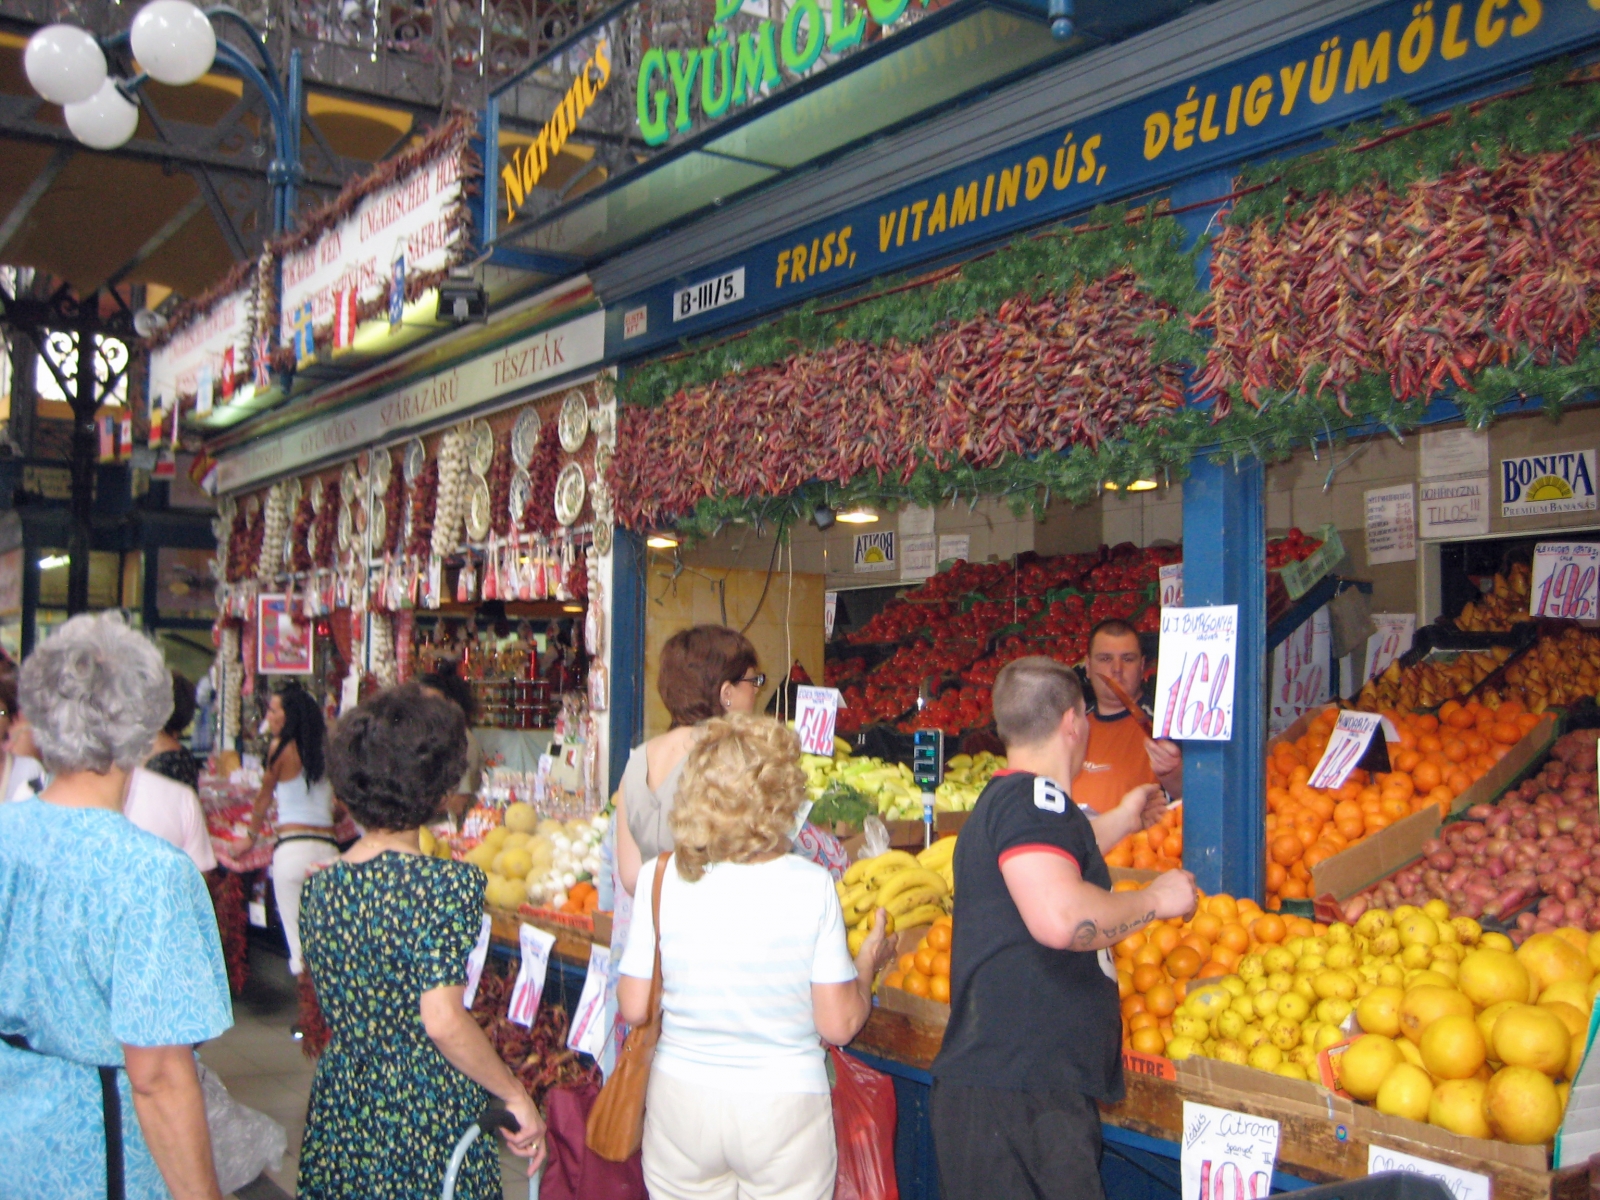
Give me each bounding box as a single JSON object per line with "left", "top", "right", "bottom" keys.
{"left": 1532, "top": 542, "right": 1600, "bottom": 620}
{"left": 1181, "top": 1101, "right": 1280, "bottom": 1200}
{"left": 795, "top": 685, "right": 842, "bottom": 756}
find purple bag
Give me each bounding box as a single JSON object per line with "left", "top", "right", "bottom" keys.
{"left": 539, "top": 1081, "right": 647, "bottom": 1200}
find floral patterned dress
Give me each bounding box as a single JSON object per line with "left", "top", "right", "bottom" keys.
{"left": 297, "top": 852, "right": 497, "bottom": 1200}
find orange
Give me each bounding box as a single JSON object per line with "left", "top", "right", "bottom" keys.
{"left": 885, "top": 970, "right": 905, "bottom": 989}
{"left": 1253, "top": 913, "right": 1287, "bottom": 943}
{"left": 1166, "top": 947, "right": 1203, "bottom": 980}
{"left": 1152, "top": 926, "right": 1182, "bottom": 956}
{"left": 1191, "top": 913, "right": 1222, "bottom": 942}
{"left": 929, "top": 975, "right": 951, "bottom": 1003}
{"left": 927, "top": 924, "right": 952, "bottom": 952}
{"left": 1180, "top": 934, "right": 1213, "bottom": 961}
{"left": 1394, "top": 748, "right": 1422, "bottom": 773}
{"left": 1117, "top": 970, "right": 1134, "bottom": 999}
{"left": 1208, "top": 895, "right": 1239, "bottom": 921}
{"left": 1280, "top": 878, "right": 1308, "bottom": 900}
{"left": 1116, "top": 930, "right": 1147, "bottom": 958}
{"left": 1444, "top": 739, "right": 1470, "bottom": 763}
{"left": 1217, "top": 924, "right": 1250, "bottom": 955}
{"left": 931, "top": 952, "right": 951, "bottom": 978}
{"left": 1129, "top": 1011, "right": 1160, "bottom": 1033}
{"left": 1271, "top": 833, "right": 1304, "bottom": 866}
{"left": 1133, "top": 942, "right": 1166, "bottom": 969}
{"left": 1198, "top": 961, "right": 1231, "bottom": 980}
{"left": 1129, "top": 1027, "right": 1167, "bottom": 1056}
{"left": 1265, "top": 862, "right": 1288, "bottom": 892}
{"left": 1144, "top": 983, "right": 1178, "bottom": 1017}
{"left": 897, "top": 953, "right": 917, "bottom": 974}
{"left": 915, "top": 948, "right": 936, "bottom": 976}
{"left": 1122, "top": 994, "right": 1147, "bottom": 1019}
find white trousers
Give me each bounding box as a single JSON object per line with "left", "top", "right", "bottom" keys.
{"left": 271, "top": 837, "right": 340, "bottom": 975}
{"left": 642, "top": 1068, "right": 837, "bottom": 1200}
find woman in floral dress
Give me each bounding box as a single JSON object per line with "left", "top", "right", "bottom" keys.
{"left": 297, "top": 684, "right": 545, "bottom": 1199}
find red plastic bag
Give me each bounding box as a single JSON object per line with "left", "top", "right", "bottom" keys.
{"left": 830, "top": 1046, "right": 899, "bottom": 1200}
{"left": 538, "top": 1081, "right": 646, "bottom": 1200}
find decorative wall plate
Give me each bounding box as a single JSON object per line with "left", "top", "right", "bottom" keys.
{"left": 554, "top": 461, "right": 586, "bottom": 526}
{"left": 511, "top": 408, "right": 541, "bottom": 467}
{"left": 308, "top": 477, "right": 324, "bottom": 514}
{"left": 558, "top": 391, "right": 589, "bottom": 452}
{"left": 508, "top": 467, "right": 531, "bottom": 525}
{"left": 403, "top": 438, "right": 426, "bottom": 483}
{"left": 369, "top": 446, "right": 392, "bottom": 492}
{"left": 593, "top": 443, "right": 613, "bottom": 481}
{"left": 468, "top": 419, "right": 494, "bottom": 476}
{"left": 341, "top": 461, "right": 361, "bottom": 500}
{"left": 593, "top": 375, "right": 615, "bottom": 404}
{"left": 353, "top": 501, "right": 368, "bottom": 536}
{"left": 220, "top": 496, "right": 237, "bottom": 523}
{"left": 466, "top": 475, "right": 492, "bottom": 541}
{"left": 245, "top": 494, "right": 260, "bottom": 518}
{"left": 337, "top": 503, "right": 353, "bottom": 552}
{"left": 284, "top": 476, "right": 302, "bottom": 510}
{"left": 369, "top": 502, "right": 386, "bottom": 550}
{"left": 593, "top": 517, "right": 613, "bottom": 556}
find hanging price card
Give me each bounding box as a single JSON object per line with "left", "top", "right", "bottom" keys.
{"left": 795, "top": 685, "right": 843, "bottom": 755}
{"left": 1152, "top": 606, "right": 1237, "bottom": 741}
{"left": 507, "top": 923, "right": 558, "bottom": 1028}
{"left": 1181, "top": 1101, "right": 1280, "bottom": 1200}
{"left": 1366, "top": 1146, "right": 1490, "bottom": 1200}
{"left": 567, "top": 945, "right": 614, "bottom": 1058}
{"left": 461, "top": 913, "right": 494, "bottom": 1009}
{"left": 1532, "top": 543, "right": 1600, "bottom": 620}
{"left": 1307, "top": 711, "right": 1387, "bottom": 790}
{"left": 1159, "top": 563, "right": 1184, "bottom": 608}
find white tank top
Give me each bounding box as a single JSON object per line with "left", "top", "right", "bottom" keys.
{"left": 276, "top": 772, "right": 333, "bottom": 826}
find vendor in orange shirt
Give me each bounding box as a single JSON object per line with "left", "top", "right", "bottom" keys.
{"left": 1073, "top": 619, "right": 1183, "bottom": 813}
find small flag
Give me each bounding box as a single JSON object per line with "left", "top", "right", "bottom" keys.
{"left": 195, "top": 364, "right": 214, "bottom": 415}
{"left": 119, "top": 414, "right": 132, "bottom": 459}
{"left": 99, "top": 415, "right": 116, "bottom": 462}
{"left": 389, "top": 256, "right": 406, "bottom": 329}
{"left": 332, "top": 288, "right": 359, "bottom": 350}
{"left": 252, "top": 335, "right": 272, "bottom": 391}
{"left": 148, "top": 400, "right": 164, "bottom": 449}
{"left": 220, "top": 345, "right": 235, "bottom": 399}
{"left": 292, "top": 300, "right": 316, "bottom": 364}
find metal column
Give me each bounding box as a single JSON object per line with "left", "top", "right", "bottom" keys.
{"left": 1173, "top": 170, "right": 1266, "bottom": 902}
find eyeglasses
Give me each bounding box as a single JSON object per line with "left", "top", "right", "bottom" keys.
{"left": 739, "top": 673, "right": 767, "bottom": 689}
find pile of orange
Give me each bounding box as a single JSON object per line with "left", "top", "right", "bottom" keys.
{"left": 1264, "top": 701, "right": 1540, "bottom": 909}
{"left": 559, "top": 880, "right": 601, "bottom": 915}
{"left": 884, "top": 915, "right": 954, "bottom": 1003}
{"left": 1117, "top": 890, "right": 1318, "bottom": 1055}
{"left": 1104, "top": 804, "right": 1183, "bottom": 871}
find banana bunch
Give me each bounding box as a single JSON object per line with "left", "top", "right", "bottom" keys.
{"left": 837, "top": 849, "right": 952, "bottom": 954}
{"left": 916, "top": 833, "right": 957, "bottom": 895}
{"left": 934, "top": 752, "right": 1006, "bottom": 813}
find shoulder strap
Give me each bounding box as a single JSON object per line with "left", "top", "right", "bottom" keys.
{"left": 647, "top": 852, "right": 669, "bottom": 1021}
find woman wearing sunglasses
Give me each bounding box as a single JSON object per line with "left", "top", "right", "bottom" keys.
{"left": 615, "top": 625, "right": 766, "bottom": 897}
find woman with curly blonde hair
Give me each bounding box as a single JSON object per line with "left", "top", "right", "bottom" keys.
{"left": 617, "top": 714, "right": 896, "bottom": 1200}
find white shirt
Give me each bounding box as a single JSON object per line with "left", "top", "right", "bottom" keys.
{"left": 123, "top": 766, "right": 217, "bottom": 873}
{"left": 619, "top": 853, "right": 857, "bottom": 1094}
{"left": 0, "top": 754, "right": 43, "bottom": 803}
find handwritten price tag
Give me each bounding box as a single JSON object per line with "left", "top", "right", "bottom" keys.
{"left": 1160, "top": 563, "right": 1184, "bottom": 608}
{"left": 1532, "top": 542, "right": 1600, "bottom": 620}
{"left": 507, "top": 923, "right": 558, "bottom": 1028}
{"left": 1366, "top": 1146, "right": 1489, "bottom": 1200}
{"left": 567, "top": 945, "right": 614, "bottom": 1059}
{"left": 1153, "top": 606, "right": 1238, "bottom": 741}
{"left": 1181, "top": 1101, "right": 1280, "bottom": 1200}
{"left": 1307, "top": 711, "right": 1386, "bottom": 790}
{"left": 795, "top": 685, "right": 843, "bottom": 755}
{"left": 1363, "top": 613, "right": 1416, "bottom": 683}
{"left": 461, "top": 913, "right": 494, "bottom": 1009}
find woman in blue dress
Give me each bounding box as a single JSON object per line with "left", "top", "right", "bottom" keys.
{"left": 0, "top": 612, "right": 233, "bottom": 1200}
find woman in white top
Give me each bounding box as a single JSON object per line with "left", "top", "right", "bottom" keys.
{"left": 236, "top": 685, "right": 337, "bottom": 975}
{"left": 617, "top": 714, "right": 896, "bottom": 1200}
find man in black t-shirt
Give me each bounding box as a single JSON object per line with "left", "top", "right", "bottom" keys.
{"left": 931, "top": 656, "right": 1197, "bottom": 1200}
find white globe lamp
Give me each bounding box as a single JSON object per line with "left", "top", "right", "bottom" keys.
{"left": 24, "top": 24, "right": 108, "bottom": 106}
{"left": 64, "top": 79, "right": 141, "bottom": 150}
{"left": 129, "top": 0, "right": 216, "bottom": 87}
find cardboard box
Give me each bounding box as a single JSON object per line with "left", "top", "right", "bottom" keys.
{"left": 936, "top": 811, "right": 971, "bottom": 836}
{"left": 872, "top": 925, "right": 949, "bottom": 1027}
{"left": 1308, "top": 715, "right": 1559, "bottom": 901}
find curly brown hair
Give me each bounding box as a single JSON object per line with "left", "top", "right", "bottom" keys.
{"left": 327, "top": 684, "right": 467, "bottom": 830}
{"left": 657, "top": 625, "right": 759, "bottom": 728}
{"left": 669, "top": 714, "right": 806, "bottom": 882}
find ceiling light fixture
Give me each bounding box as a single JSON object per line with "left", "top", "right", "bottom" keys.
{"left": 38, "top": 554, "right": 70, "bottom": 570}
{"left": 1125, "top": 479, "right": 1159, "bottom": 492}
{"left": 646, "top": 534, "right": 679, "bottom": 549}
{"left": 836, "top": 508, "right": 879, "bottom": 524}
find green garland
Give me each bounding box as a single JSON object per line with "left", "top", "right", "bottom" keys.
{"left": 618, "top": 207, "right": 1207, "bottom": 410}
{"left": 635, "top": 71, "right": 1600, "bottom": 541}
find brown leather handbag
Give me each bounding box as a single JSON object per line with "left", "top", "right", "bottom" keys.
{"left": 586, "top": 851, "right": 669, "bottom": 1161}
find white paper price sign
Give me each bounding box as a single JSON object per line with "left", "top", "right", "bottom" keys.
{"left": 507, "top": 923, "right": 558, "bottom": 1028}
{"left": 461, "top": 913, "right": 494, "bottom": 1009}
{"left": 1367, "top": 1146, "right": 1490, "bottom": 1200}
{"left": 567, "top": 945, "right": 614, "bottom": 1059}
{"left": 1153, "top": 606, "right": 1238, "bottom": 741}
{"left": 1363, "top": 613, "right": 1416, "bottom": 683}
{"left": 1307, "top": 711, "right": 1387, "bottom": 789}
{"left": 1532, "top": 542, "right": 1600, "bottom": 620}
{"left": 1160, "top": 562, "right": 1184, "bottom": 608}
{"left": 796, "top": 685, "right": 843, "bottom": 755}
{"left": 1181, "top": 1101, "right": 1280, "bottom": 1200}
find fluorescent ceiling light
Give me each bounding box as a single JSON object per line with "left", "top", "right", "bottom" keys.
{"left": 836, "top": 509, "right": 879, "bottom": 524}
{"left": 38, "top": 554, "right": 70, "bottom": 570}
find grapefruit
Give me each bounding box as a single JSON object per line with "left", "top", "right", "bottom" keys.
{"left": 1542, "top": 1001, "right": 1589, "bottom": 1042}
{"left": 1458, "top": 949, "right": 1532, "bottom": 1009}
{"left": 1518, "top": 933, "right": 1594, "bottom": 991}
{"left": 1341, "top": 1034, "right": 1403, "bottom": 1101}
{"left": 1588, "top": 930, "right": 1600, "bottom": 972}
{"left": 1429, "top": 1078, "right": 1491, "bottom": 1139}
{"left": 1357, "top": 987, "right": 1404, "bottom": 1038}
{"left": 1376, "top": 1063, "right": 1434, "bottom": 1122}
{"left": 1538, "top": 980, "right": 1592, "bottom": 1014}
{"left": 1400, "top": 986, "right": 1474, "bottom": 1043}
{"left": 1478, "top": 1001, "right": 1520, "bottom": 1059}
{"left": 1493, "top": 1005, "right": 1572, "bottom": 1077}
{"left": 1485, "top": 1066, "right": 1563, "bottom": 1144}
{"left": 1420, "top": 1014, "right": 1487, "bottom": 1080}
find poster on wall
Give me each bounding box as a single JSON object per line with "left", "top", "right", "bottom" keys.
{"left": 257, "top": 593, "right": 314, "bottom": 674}
{"left": 1419, "top": 477, "right": 1489, "bottom": 538}
{"left": 1501, "top": 450, "right": 1598, "bottom": 518}
{"left": 1152, "top": 605, "right": 1237, "bottom": 742}
{"left": 853, "top": 531, "right": 896, "bottom": 573}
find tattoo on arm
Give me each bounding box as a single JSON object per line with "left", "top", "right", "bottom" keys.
{"left": 1070, "top": 910, "right": 1155, "bottom": 950}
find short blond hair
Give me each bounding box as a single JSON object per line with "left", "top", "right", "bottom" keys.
{"left": 670, "top": 714, "right": 806, "bottom": 882}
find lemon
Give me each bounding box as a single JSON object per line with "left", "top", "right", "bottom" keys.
{"left": 1452, "top": 918, "right": 1483, "bottom": 946}
{"left": 1220, "top": 975, "right": 1247, "bottom": 998}
{"left": 1314, "top": 971, "right": 1357, "bottom": 1001}
{"left": 1316, "top": 1023, "right": 1347, "bottom": 1051}
{"left": 1401, "top": 944, "right": 1435, "bottom": 970}
{"left": 1394, "top": 904, "right": 1420, "bottom": 922}
{"left": 1275, "top": 1063, "right": 1309, "bottom": 1081}
{"left": 1316, "top": 997, "right": 1353, "bottom": 1026}
{"left": 1430, "top": 959, "right": 1460, "bottom": 984}
{"left": 1377, "top": 963, "right": 1406, "bottom": 987}
{"left": 1239, "top": 1024, "right": 1270, "bottom": 1051}
{"left": 1187, "top": 986, "right": 1234, "bottom": 1020}
{"left": 1357, "top": 910, "right": 1394, "bottom": 937}
{"left": 1423, "top": 899, "right": 1451, "bottom": 923}
{"left": 1231, "top": 995, "right": 1258, "bottom": 1020}
{"left": 1269, "top": 1018, "right": 1302, "bottom": 1051}
{"left": 1248, "top": 1043, "right": 1284, "bottom": 1072}
{"left": 1340, "top": 1034, "right": 1402, "bottom": 1101}
{"left": 1266, "top": 971, "right": 1296, "bottom": 995}
{"left": 1436, "top": 919, "right": 1458, "bottom": 946}
{"left": 1276, "top": 993, "right": 1312, "bottom": 1023}
{"left": 1238, "top": 955, "right": 1265, "bottom": 982}
{"left": 1370, "top": 929, "right": 1402, "bottom": 957}
{"left": 1215, "top": 1040, "right": 1248, "bottom": 1065}
{"left": 1328, "top": 923, "right": 1354, "bottom": 945}
{"left": 1324, "top": 943, "right": 1356, "bottom": 971}
{"left": 1376, "top": 1063, "right": 1434, "bottom": 1122}
{"left": 1481, "top": 932, "right": 1515, "bottom": 953}
{"left": 1405, "top": 970, "right": 1454, "bottom": 992}
{"left": 1300, "top": 1020, "right": 1325, "bottom": 1047}
{"left": 1171, "top": 1013, "right": 1210, "bottom": 1041}
{"left": 1246, "top": 976, "right": 1269, "bottom": 997}
{"left": 1297, "top": 955, "right": 1326, "bottom": 975}
{"left": 1216, "top": 1010, "right": 1247, "bottom": 1041}
{"left": 1292, "top": 976, "right": 1319, "bottom": 1003}
{"left": 1431, "top": 942, "right": 1462, "bottom": 965}
{"left": 1165, "top": 1036, "right": 1200, "bottom": 1061}
{"left": 1254, "top": 990, "right": 1282, "bottom": 1020}
{"left": 1263, "top": 947, "right": 1296, "bottom": 975}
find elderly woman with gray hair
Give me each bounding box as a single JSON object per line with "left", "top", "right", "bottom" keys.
{"left": 0, "top": 613, "right": 234, "bottom": 1200}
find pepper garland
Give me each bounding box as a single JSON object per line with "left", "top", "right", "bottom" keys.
{"left": 623, "top": 71, "right": 1600, "bottom": 541}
